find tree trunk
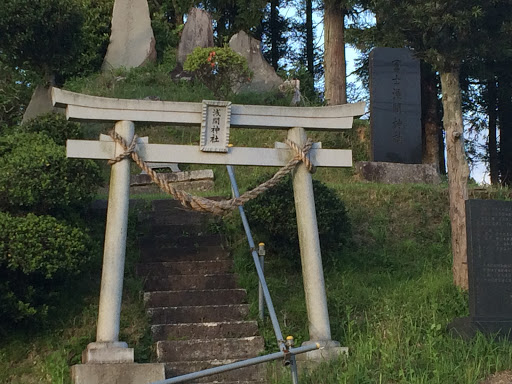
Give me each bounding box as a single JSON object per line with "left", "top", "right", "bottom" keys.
{"left": 440, "top": 68, "right": 470, "bottom": 290}
{"left": 498, "top": 73, "right": 512, "bottom": 185}
{"left": 270, "top": 0, "right": 279, "bottom": 71}
{"left": 306, "top": 0, "right": 314, "bottom": 75}
{"left": 171, "top": 0, "right": 183, "bottom": 26}
{"left": 488, "top": 77, "right": 498, "bottom": 185}
{"left": 421, "top": 64, "right": 440, "bottom": 165}
{"left": 324, "top": 0, "right": 346, "bottom": 105}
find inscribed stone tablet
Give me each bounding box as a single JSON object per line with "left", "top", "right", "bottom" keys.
{"left": 369, "top": 48, "right": 422, "bottom": 163}
{"left": 467, "top": 199, "right": 512, "bottom": 321}
{"left": 200, "top": 100, "right": 231, "bottom": 152}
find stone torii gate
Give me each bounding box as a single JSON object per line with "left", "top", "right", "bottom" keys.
{"left": 52, "top": 88, "right": 365, "bottom": 383}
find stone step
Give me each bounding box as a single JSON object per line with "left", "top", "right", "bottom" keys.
{"left": 157, "top": 337, "right": 265, "bottom": 362}
{"left": 137, "top": 260, "right": 233, "bottom": 277}
{"left": 151, "top": 198, "right": 223, "bottom": 213}
{"left": 140, "top": 245, "right": 230, "bottom": 262}
{"left": 151, "top": 199, "right": 191, "bottom": 212}
{"left": 140, "top": 210, "right": 209, "bottom": 226}
{"left": 144, "top": 274, "right": 238, "bottom": 291}
{"left": 164, "top": 359, "right": 265, "bottom": 383}
{"left": 149, "top": 304, "right": 250, "bottom": 325}
{"left": 139, "top": 233, "right": 223, "bottom": 248}
{"left": 144, "top": 289, "right": 247, "bottom": 308}
{"left": 143, "top": 223, "right": 211, "bottom": 237}
{"left": 152, "top": 321, "right": 259, "bottom": 341}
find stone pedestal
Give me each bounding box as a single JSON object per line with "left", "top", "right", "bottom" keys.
{"left": 82, "top": 342, "right": 134, "bottom": 364}
{"left": 355, "top": 161, "right": 441, "bottom": 184}
{"left": 71, "top": 363, "right": 165, "bottom": 384}
{"left": 295, "top": 340, "right": 348, "bottom": 373}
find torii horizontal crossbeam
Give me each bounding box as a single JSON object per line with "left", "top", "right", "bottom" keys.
{"left": 67, "top": 139, "right": 352, "bottom": 167}
{"left": 52, "top": 88, "right": 366, "bottom": 130}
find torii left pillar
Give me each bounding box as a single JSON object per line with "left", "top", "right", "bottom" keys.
{"left": 71, "top": 121, "right": 165, "bottom": 383}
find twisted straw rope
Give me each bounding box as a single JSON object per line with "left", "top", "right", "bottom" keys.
{"left": 108, "top": 131, "right": 316, "bottom": 215}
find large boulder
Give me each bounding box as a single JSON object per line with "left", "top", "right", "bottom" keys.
{"left": 229, "top": 31, "right": 283, "bottom": 93}
{"left": 177, "top": 8, "right": 214, "bottom": 67}
{"left": 102, "top": 0, "right": 157, "bottom": 71}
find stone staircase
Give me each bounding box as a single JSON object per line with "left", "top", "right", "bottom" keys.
{"left": 137, "top": 199, "right": 266, "bottom": 383}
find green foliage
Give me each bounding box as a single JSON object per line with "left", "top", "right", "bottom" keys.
{"left": 0, "top": 0, "right": 113, "bottom": 83}
{"left": 0, "top": 212, "right": 91, "bottom": 322}
{"left": 16, "top": 113, "right": 83, "bottom": 146}
{"left": 0, "top": 59, "right": 33, "bottom": 130}
{"left": 70, "top": 0, "right": 114, "bottom": 78}
{"left": 151, "top": 12, "right": 182, "bottom": 64}
{"left": 244, "top": 176, "right": 351, "bottom": 266}
{"left": 184, "top": 46, "right": 252, "bottom": 99}
{"left": 0, "top": 132, "right": 102, "bottom": 216}
{"left": 0, "top": 0, "right": 83, "bottom": 79}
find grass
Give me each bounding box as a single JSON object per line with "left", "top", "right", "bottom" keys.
{"left": 226, "top": 183, "right": 512, "bottom": 384}
{"left": 0, "top": 207, "right": 153, "bottom": 384}
{"left": 5, "top": 65, "right": 512, "bottom": 383}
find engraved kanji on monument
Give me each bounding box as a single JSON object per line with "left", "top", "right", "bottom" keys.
{"left": 369, "top": 47, "right": 422, "bottom": 163}
{"left": 467, "top": 200, "right": 512, "bottom": 334}
{"left": 450, "top": 199, "right": 512, "bottom": 338}
{"left": 201, "top": 100, "right": 231, "bottom": 152}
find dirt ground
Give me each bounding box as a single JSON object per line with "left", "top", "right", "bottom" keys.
{"left": 481, "top": 371, "right": 512, "bottom": 384}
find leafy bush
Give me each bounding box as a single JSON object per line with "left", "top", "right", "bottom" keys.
{"left": 0, "top": 212, "right": 91, "bottom": 322}
{"left": 0, "top": 132, "right": 102, "bottom": 216}
{"left": 183, "top": 46, "right": 252, "bottom": 99}
{"left": 17, "top": 113, "right": 83, "bottom": 146}
{"left": 244, "top": 176, "right": 351, "bottom": 266}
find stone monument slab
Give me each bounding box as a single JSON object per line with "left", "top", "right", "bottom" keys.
{"left": 450, "top": 199, "right": 512, "bottom": 338}
{"left": 369, "top": 48, "right": 422, "bottom": 163}
{"left": 229, "top": 31, "right": 283, "bottom": 93}
{"left": 177, "top": 8, "right": 214, "bottom": 67}
{"left": 102, "top": 0, "right": 156, "bottom": 71}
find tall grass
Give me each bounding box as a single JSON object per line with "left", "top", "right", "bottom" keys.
{"left": 226, "top": 183, "right": 512, "bottom": 384}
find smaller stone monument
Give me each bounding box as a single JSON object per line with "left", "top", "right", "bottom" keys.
{"left": 22, "top": 85, "right": 60, "bottom": 123}
{"left": 229, "top": 31, "right": 283, "bottom": 93}
{"left": 102, "top": 0, "right": 156, "bottom": 71}
{"left": 369, "top": 47, "right": 422, "bottom": 163}
{"left": 449, "top": 200, "right": 512, "bottom": 338}
{"left": 177, "top": 8, "right": 214, "bottom": 67}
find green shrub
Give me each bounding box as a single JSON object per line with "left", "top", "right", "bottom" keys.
{"left": 183, "top": 46, "right": 252, "bottom": 99}
{"left": 0, "top": 132, "right": 102, "bottom": 216}
{"left": 17, "top": 113, "right": 83, "bottom": 146}
{"left": 0, "top": 212, "right": 91, "bottom": 322}
{"left": 244, "top": 176, "right": 351, "bottom": 266}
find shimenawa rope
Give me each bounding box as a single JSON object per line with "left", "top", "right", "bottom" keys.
{"left": 108, "top": 131, "right": 316, "bottom": 215}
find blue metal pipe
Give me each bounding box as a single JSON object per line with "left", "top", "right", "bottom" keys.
{"left": 150, "top": 343, "right": 319, "bottom": 384}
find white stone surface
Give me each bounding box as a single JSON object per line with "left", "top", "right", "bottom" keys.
{"left": 82, "top": 342, "right": 133, "bottom": 364}
{"left": 229, "top": 31, "right": 283, "bottom": 93}
{"left": 52, "top": 87, "right": 366, "bottom": 130}
{"left": 22, "top": 85, "right": 62, "bottom": 123}
{"left": 288, "top": 127, "right": 332, "bottom": 342}
{"left": 102, "top": 0, "right": 156, "bottom": 71}
{"left": 71, "top": 363, "right": 165, "bottom": 384}
{"left": 96, "top": 121, "right": 134, "bottom": 343}
{"left": 177, "top": 8, "right": 214, "bottom": 66}
{"left": 66, "top": 140, "right": 353, "bottom": 168}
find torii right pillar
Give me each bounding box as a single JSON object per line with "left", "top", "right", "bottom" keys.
{"left": 288, "top": 127, "right": 347, "bottom": 366}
